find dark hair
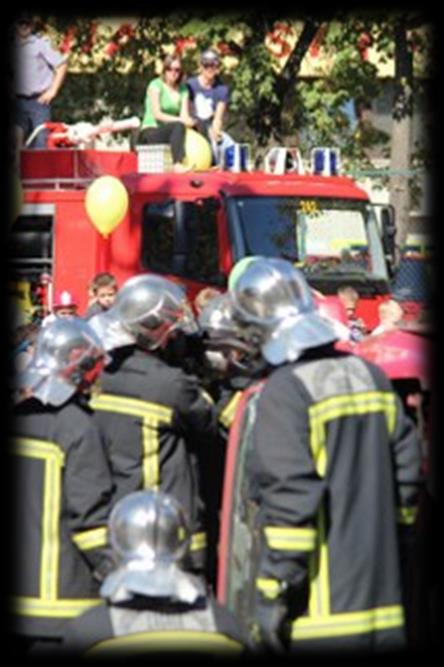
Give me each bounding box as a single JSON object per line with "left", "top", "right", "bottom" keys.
{"left": 15, "top": 14, "right": 45, "bottom": 32}
{"left": 161, "top": 54, "right": 184, "bottom": 83}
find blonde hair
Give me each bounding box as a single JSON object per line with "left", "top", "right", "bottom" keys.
{"left": 378, "top": 299, "right": 403, "bottom": 325}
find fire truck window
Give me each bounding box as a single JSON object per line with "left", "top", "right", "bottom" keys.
{"left": 183, "top": 200, "right": 220, "bottom": 284}
{"left": 142, "top": 202, "right": 175, "bottom": 273}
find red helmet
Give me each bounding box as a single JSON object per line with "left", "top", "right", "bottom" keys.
{"left": 53, "top": 290, "right": 78, "bottom": 310}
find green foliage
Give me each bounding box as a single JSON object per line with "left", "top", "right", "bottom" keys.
{"left": 44, "top": 12, "right": 430, "bottom": 172}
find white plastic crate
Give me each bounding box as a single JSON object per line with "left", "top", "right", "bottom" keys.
{"left": 136, "top": 144, "right": 173, "bottom": 173}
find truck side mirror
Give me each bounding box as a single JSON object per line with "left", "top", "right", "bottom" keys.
{"left": 380, "top": 206, "right": 397, "bottom": 276}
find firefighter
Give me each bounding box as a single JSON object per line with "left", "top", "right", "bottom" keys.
{"left": 89, "top": 274, "right": 217, "bottom": 575}
{"left": 197, "top": 292, "right": 268, "bottom": 585}
{"left": 227, "top": 257, "right": 422, "bottom": 655}
{"left": 10, "top": 318, "right": 115, "bottom": 655}
{"left": 60, "top": 489, "right": 246, "bottom": 657}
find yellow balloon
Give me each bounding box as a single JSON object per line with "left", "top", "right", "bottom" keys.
{"left": 85, "top": 176, "right": 129, "bottom": 237}
{"left": 183, "top": 129, "right": 212, "bottom": 171}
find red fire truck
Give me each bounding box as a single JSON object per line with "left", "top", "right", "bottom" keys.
{"left": 13, "top": 140, "right": 430, "bottom": 426}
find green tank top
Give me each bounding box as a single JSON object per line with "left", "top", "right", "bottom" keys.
{"left": 142, "top": 77, "right": 189, "bottom": 128}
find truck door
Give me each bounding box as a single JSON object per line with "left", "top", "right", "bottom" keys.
{"left": 140, "top": 197, "right": 226, "bottom": 300}
{"left": 9, "top": 203, "right": 54, "bottom": 318}
{"left": 217, "top": 383, "right": 265, "bottom": 643}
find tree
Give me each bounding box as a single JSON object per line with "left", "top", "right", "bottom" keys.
{"left": 43, "top": 10, "right": 431, "bottom": 220}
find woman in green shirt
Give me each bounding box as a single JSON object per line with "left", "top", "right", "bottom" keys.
{"left": 139, "top": 54, "right": 196, "bottom": 173}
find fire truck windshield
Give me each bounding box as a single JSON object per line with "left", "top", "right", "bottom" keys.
{"left": 228, "top": 196, "right": 389, "bottom": 293}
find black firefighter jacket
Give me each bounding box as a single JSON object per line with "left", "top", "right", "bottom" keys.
{"left": 248, "top": 348, "right": 422, "bottom": 653}
{"left": 10, "top": 396, "right": 114, "bottom": 639}
{"left": 89, "top": 346, "right": 217, "bottom": 567}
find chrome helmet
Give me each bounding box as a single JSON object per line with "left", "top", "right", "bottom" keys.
{"left": 17, "top": 318, "right": 106, "bottom": 406}
{"left": 229, "top": 257, "right": 338, "bottom": 365}
{"left": 90, "top": 274, "right": 197, "bottom": 352}
{"left": 101, "top": 490, "right": 206, "bottom": 604}
{"left": 198, "top": 293, "right": 262, "bottom": 374}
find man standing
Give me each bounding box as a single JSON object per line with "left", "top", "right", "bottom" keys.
{"left": 227, "top": 257, "right": 422, "bottom": 655}
{"left": 10, "top": 319, "right": 114, "bottom": 655}
{"left": 60, "top": 490, "right": 246, "bottom": 657}
{"left": 13, "top": 14, "right": 68, "bottom": 148}
{"left": 89, "top": 274, "right": 217, "bottom": 575}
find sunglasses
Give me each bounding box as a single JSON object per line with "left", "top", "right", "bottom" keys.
{"left": 202, "top": 62, "right": 219, "bottom": 69}
{"left": 166, "top": 67, "right": 182, "bottom": 73}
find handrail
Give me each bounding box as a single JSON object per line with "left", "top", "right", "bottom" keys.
{"left": 21, "top": 177, "right": 94, "bottom": 190}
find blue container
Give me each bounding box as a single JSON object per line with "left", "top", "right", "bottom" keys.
{"left": 224, "top": 144, "right": 248, "bottom": 172}
{"left": 314, "top": 149, "right": 325, "bottom": 174}
{"left": 313, "top": 148, "right": 339, "bottom": 176}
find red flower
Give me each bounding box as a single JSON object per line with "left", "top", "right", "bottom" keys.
{"left": 357, "top": 32, "right": 372, "bottom": 60}
{"left": 60, "top": 27, "right": 76, "bottom": 54}
{"left": 105, "top": 42, "right": 119, "bottom": 57}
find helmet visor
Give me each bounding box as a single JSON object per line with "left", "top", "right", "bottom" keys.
{"left": 262, "top": 311, "right": 339, "bottom": 365}
{"left": 130, "top": 299, "right": 198, "bottom": 351}
{"left": 89, "top": 310, "right": 137, "bottom": 351}
{"left": 18, "top": 364, "right": 76, "bottom": 406}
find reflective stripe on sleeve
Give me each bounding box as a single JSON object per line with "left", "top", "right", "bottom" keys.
{"left": 219, "top": 392, "right": 243, "bottom": 429}
{"left": 72, "top": 526, "right": 108, "bottom": 551}
{"left": 264, "top": 526, "right": 316, "bottom": 551}
{"left": 397, "top": 506, "right": 418, "bottom": 525}
{"left": 190, "top": 532, "right": 207, "bottom": 552}
{"left": 256, "top": 577, "right": 281, "bottom": 600}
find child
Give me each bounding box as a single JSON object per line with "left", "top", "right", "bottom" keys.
{"left": 371, "top": 299, "right": 404, "bottom": 335}
{"left": 85, "top": 272, "right": 118, "bottom": 319}
{"left": 41, "top": 290, "right": 79, "bottom": 327}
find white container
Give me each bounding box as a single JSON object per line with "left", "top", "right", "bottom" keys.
{"left": 136, "top": 144, "right": 173, "bottom": 173}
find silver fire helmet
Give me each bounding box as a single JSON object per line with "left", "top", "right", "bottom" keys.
{"left": 198, "top": 293, "right": 262, "bottom": 374}
{"left": 89, "top": 274, "right": 198, "bottom": 352}
{"left": 229, "top": 257, "right": 338, "bottom": 365}
{"left": 17, "top": 318, "right": 106, "bottom": 406}
{"left": 101, "top": 490, "right": 206, "bottom": 604}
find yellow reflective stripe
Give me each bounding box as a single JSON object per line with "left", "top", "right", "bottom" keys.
{"left": 308, "top": 505, "right": 330, "bottom": 618}
{"left": 14, "top": 437, "right": 65, "bottom": 467}
{"left": 303, "top": 392, "right": 398, "bottom": 631}
{"left": 142, "top": 416, "right": 160, "bottom": 489}
{"left": 256, "top": 577, "right": 281, "bottom": 599}
{"left": 291, "top": 605, "right": 404, "bottom": 640}
{"left": 90, "top": 394, "right": 173, "bottom": 422}
{"left": 190, "top": 531, "right": 207, "bottom": 552}
{"left": 309, "top": 392, "right": 397, "bottom": 472}
{"left": 13, "top": 438, "right": 64, "bottom": 602}
{"left": 397, "top": 506, "right": 418, "bottom": 525}
{"left": 12, "top": 596, "right": 102, "bottom": 618}
{"left": 91, "top": 394, "right": 173, "bottom": 490}
{"left": 87, "top": 631, "right": 244, "bottom": 655}
{"left": 72, "top": 526, "right": 108, "bottom": 551}
{"left": 219, "top": 392, "right": 242, "bottom": 429}
{"left": 264, "top": 526, "right": 316, "bottom": 551}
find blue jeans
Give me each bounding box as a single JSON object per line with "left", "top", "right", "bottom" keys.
{"left": 211, "top": 131, "right": 236, "bottom": 167}
{"left": 16, "top": 96, "right": 51, "bottom": 148}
